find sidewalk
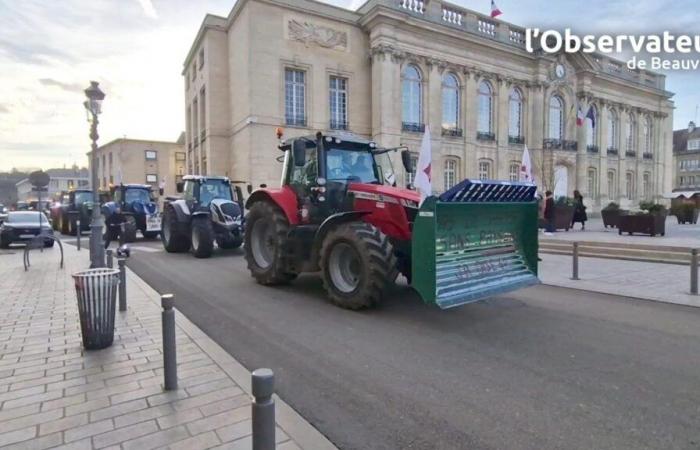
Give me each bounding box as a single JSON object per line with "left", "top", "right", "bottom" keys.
{"left": 0, "top": 243, "right": 336, "bottom": 449}
{"left": 539, "top": 253, "right": 700, "bottom": 308}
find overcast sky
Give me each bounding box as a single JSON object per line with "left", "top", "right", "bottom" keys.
{"left": 1, "top": 0, "right": 698, "bottom": 171}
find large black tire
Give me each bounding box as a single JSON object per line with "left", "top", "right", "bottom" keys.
{"left": 191, "top": 216, "right": 214, "bottom": 258}
{"left": 244, "top": 202, "right": 296, "bottom": 285}
{"left": 217, "top": 235, "right": 243, "bottom": 250}
{"left": 320, "top": 222, "right": 396, "bottom": 310}
{"left": 123, "top": 216, "right": 137, "bottom": 243}
{"left": 161, "top": 207, "right": 190, "bottom": 253}
{"left": 0, "top": 236, "right": 9, "bottom": 249}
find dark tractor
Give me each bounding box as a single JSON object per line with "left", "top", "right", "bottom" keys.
{"left": 53, "top": 189, "right": 93, "bottom": 236}
{"left": 161, "top": 175, "right": 246, "bottom": 258}
{"left": 103, "top": 184, "right": 160, "bottom": 242}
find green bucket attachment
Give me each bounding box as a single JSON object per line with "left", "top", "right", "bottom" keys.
{"left": 411, "top": 180, "right": 539, "bottom": 309}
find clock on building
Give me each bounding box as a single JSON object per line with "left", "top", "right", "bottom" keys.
{"left": 555, "top": 64, "right": 566, "bottom": 79}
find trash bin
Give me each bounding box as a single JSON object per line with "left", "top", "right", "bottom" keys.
{"left": 72, "top": 268, "right": 120, "bottom": 350}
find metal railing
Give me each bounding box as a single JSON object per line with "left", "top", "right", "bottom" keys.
{"left": 508, "top": 135, "right": 525, "bottom": 145}
{"left": 625, "top": 150, "right": 637, "bottom": 157}
{"left": 286, "top": 117, "right": 307, "bottom": 127}
{"left": 587, "top": 145, "right": 599, "bottom": 154}
{"left": 607, "top": 147, "right": 619, "bottom": 155}
{"left": 543, "top": 139, "right": 577, "bottom": 151}
{"left": 402, "top": 122, "right": 425, "bottom": 133}
{"left": 476, "top": 131, "right": 495, "bottom": 141}
{"left": 643, "top": 152, "right": 654, "bottom": 160}
{"left": 442, "top": 127, "right": 463, "bottom": 137}
{"left": 330, "top": 120, "right": 348, "bottom": 130}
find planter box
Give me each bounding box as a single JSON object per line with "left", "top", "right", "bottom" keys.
{"left": 674, "top": 207, "right": 699, "bottom": 224}
{"left": 618, "top": 212, "right": 667, "bottom": 237}
{"left": 538, "top": 205, "right": 575, "bottom": 231}
{"left": 601, "top": 209, "right": 622, "bottom": 228}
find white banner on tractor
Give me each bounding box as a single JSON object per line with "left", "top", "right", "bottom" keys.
{"left": 415, "top": 126, "right": 432, "bottom": 204}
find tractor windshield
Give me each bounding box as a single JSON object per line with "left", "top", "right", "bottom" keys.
{"left": 326, "top": 148, "right": 395, "bottom": 185}
{"left": 125, "top": 188, "right": 151, "bottom": 204}
{"left": 199, "top": 180, "right": 232, "bottom": 206}
{"left": 74, "top": 192, "right": 92, "bottom": 205}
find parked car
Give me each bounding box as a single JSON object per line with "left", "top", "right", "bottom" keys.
{"left": 0, "top": 203, "right": 7, "bottom": 223}
{"left": 0, "top": 211, "right": 54, "bottom": 248}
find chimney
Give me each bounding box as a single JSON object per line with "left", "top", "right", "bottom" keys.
{"left": 689, "top": 121, "right": 696, "bottom": 133}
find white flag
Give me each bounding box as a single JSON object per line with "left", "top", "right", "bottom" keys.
{"left": 415, "top": 126, "right": 432, "bottom": 204}
{"left": 159, "top": 176, "right": 166, "bottom": 190}
{"left": 519, "top": 145, "right": 534, "bottom": 183}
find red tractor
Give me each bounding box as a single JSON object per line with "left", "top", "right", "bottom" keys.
{"left": 244, "top": 132, "right": 539, "bottom": 310}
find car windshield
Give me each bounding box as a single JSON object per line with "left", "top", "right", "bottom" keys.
{"left": 199, "top": 180, "right": 232, "bottom": 206}
{"left": 7, "top": 212, "right": 48, "bottom": 224}
{"left": 74, "top": 192, "right": 92, "bottom": 205}
{"left": 124, "top": 188, "right": 151, "bottom": 204}
{"left": 325, "top": 148, "right": 396, "bottom": 185}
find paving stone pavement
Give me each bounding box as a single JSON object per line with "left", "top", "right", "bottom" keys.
{"left": 0, "top": 243, "right": 336, "bottom": 450}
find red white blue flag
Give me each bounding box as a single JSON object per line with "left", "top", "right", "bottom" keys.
{"left": 576, "top": 106, "right": 585, "bottom": 127}
{"left": 491, "top": 0, "right": 503, "bottom": 18}
{"left": 586, "top": 106, "right": 596, "bottom": 129}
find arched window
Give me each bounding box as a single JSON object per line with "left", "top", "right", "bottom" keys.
{"left": 587, "top": 167, "right": 598, "bottom": 198}
{"left": 626, "top": 171, "right": 635, "bottom": 200}
{"left": 607, "top": 109, "right": 618, "bottom": 151}
{"left": 477, "top": 81, "right": 493, "bottom": 135}
{"left": 442, "top": 73, "right": 459, "bottom": 131}
{"left": 586, "top": 104, "right": 598, "bottom": 149}
{"left": 402, "top": 65, "right": 422, "bottom": 127}
{"left": 478, "top": 159, "right": 492, "bottom": 180}
{"left": 509, "top": 88, "right": 523, "bottom": 141}
{"left": 549, "top": 95, "right": 564, "bottom": 140}
{"left": 626, "top": 113, "right": 636, "bottom": 153}
{"left": 643, "top": 116, "right": 652, "bottom": 155}
{"left": 643, "top": 172, "right": 651, "bottom": 200}
{"left": 607, "top": 170, "right": 617, "bottom": 199}
{"left": 443, "top": 158, "right": 458, "bottom": 191}
{"left": 509, "top": 162, "right": 520, "bottom": 182}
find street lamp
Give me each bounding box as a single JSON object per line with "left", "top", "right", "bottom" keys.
{"left": 84, "top": 81, "right": 106, "bottom": 268}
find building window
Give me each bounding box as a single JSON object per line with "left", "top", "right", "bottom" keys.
{"left": 509, "top": 88, "right": 523, "bottom": 141}
{"left": 441, "top": 73, "right": 459, "bottom": 131}
{"left": 626, "top": 113, "right": 636, "bottom": 152}
{"left": 586, "top": 104, "right": 598, "bottom": 148}
{"left": 626, "top": 171, "right": 635, "bottom": 200}
{"left": 443, "top": 158, "right": 457, "bottom": 191}
{"left": 478, "top": 159, "right": 492, "bottom": 180}
{"left": 607, "top": 170, "right": 617, "bottom": 199}
{"left": 406, "top": 153, "right": 418, "bottom": 187}
{"left": 402, "top": 65, "right": 422, "bottom": 128}
{"left": 509, "top": 162, "right": 519, "bottom": 182}
{"left": 477, "top": 80, "right": 493, "bottom": 134}
{"left": 329, "top": 76, "right": 348, "bottom": 130}
{"left": 607, "top": 109, "right": 618, "bottom": 150}
{"left": 198, "top": 48, "right": 204, "bottom": 70}
{"left": 175, "top": 152, "right": 186, "bottom": 161}
{"left": 146, "top": 174, "right": 157, "bottom": 184}
{"left": 587, "top": 167, "right": 598, "bottom": 198}
{"left": 688, "top": 139, "right": 700, "bottom": 151}
{"left": 549, "top": 95, "right": 564, "bottom": 140}
{"left": 200, "top": 87, "right": 206, "bottom": 141}
{"left": 285, "top": 68, "right": 306, "bottom": 126}
{"left": 643, "top": 172, "right": 651, "bottom": 199}
{"left": 145, "top": 150, "right": 157, "bottom": 160}
{"left": 643, "top": 116, "right": 652, "bottom": 155}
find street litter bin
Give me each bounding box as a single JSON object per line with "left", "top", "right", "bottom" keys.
{"left": 72, "top": 268, "right": 120, "bottom": 350}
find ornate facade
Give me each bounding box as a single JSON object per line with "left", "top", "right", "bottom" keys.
{"left": 183, "top": 0, "right": 675, "bottom": 211}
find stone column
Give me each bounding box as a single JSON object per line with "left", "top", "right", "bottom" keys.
{"left": 653, "top": 113, "right": 664, "bottom": 203}
{"left": 370, "top": 45, "right": 403, "bottom": 179}
{"left": 576, "top": 96, "right": 588, "bottom": 194}
{"left": 464, "top": 70, "right": 479, "bottom": 178}
{"left": 529, "top": 83, "right": 545, "bottom": 189}
{"left": 598, "top": 103, "right": 609, "bottom": 205}
{"left": 618, "top": 107, "right": 628, "bottom": 204}
{"left": 426, "top": 59, "right": 443, "bottom": 189}
{"left": 636, "top": 108, "right": 645, "bottom": 201}
{"left": 495, "top": 77, "right": 509, "bottom": 179}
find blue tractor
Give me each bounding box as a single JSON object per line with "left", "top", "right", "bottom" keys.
{"left": 103, "top": 184, "right": 161, "bottom": 242}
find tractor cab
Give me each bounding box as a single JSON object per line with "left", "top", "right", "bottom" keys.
{"left": 176, "top": 175, "right": 244, "bottom": 213}
{"left": 104, "top": 184, "right": 160, "bottom": 242}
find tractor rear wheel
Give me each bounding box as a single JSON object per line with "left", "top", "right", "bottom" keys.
{"left": 161, "top": 207, "right": 190, "bottom": 253}
{"left": 191, "top": 217, "right": 214, "bottom": 258}
{"left": 123, "top": 216, "right": 137, "bottom": 243}
{"left": 245, "top": 202, "right": 295, "bottom": 285}
{"left": 320, "top": 222, "right": 396, "bottom": 310}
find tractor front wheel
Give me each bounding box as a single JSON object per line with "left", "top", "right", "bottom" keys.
{"left": 320, "top": 222, "right": 396, "bottom": 310}
{"left": 245, "top": 202, "right": 295, "bottom": 285}
{"left": 191, "top": 217, "right": 214, "bottom": 258}
{"left": 161, "top": 207, "right": 190, "bottom": 253}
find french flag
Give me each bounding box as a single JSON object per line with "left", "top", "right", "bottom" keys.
{"left": 490, "top": 0, "right": 502, "bottom": 18}
{"left": 586, "top": 106, "right": 596, "bottom": 129}
{"left": 576, "top": 106, "right": 585, "bottom": 127}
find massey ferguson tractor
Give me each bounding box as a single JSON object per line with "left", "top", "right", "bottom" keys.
{"left": 103, "top": 184, "right": 161, "bottom": 242}
{"left": 244, "top": 132, "right": 540, "bottom": 310}
{"left": 160, "top": 175, "right": 245, "bottom": 258}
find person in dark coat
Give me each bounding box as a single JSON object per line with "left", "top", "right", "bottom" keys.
{"left": 103, "top": 206, "right": 125, "bottom": 248}
{"left": 571, "top": 190, "right": 588, "bottom": 230}
{"left": 543, "top": 190, "right": 555, "bottom": 234}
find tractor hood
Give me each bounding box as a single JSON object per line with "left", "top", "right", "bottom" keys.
{"left": 347, "top": 183, "right": 420, "bottom": 207}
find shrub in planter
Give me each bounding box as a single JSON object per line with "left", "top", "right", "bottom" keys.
{"left": 672, "top": 203, "right": 699, "bottom": 224}
{"left": 601, "top": 202, "right": 622, "bottom": 228}
{"left": 618, "top": 205, "right": 667, "bottom": 237}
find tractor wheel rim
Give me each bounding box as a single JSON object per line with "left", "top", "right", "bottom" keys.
{"left": 162, "top": 220, "right": 170, "bottom": 242}
{"left": 250, "top": 219, "right": 275, "bottom": 268}
{"left": 328, "top": 242, "right": 360, "bottom": 294}
{"left": 192, "top": 227, "right": 199, "bottom": 250}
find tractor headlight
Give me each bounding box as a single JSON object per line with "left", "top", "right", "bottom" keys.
{"left": 317, "top": 177, "right": 326, "bottom": 186}
{"left": 318, "top": 196, "right": 326, "bottom": 202}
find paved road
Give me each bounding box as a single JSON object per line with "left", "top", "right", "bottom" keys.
{"left": 118, "top": 240, "right": 700, "bottom": 450}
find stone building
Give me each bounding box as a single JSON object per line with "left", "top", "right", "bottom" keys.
{"left": 672, "top": 121, "right": 700, "bottom": 192}
{"left": 88, "top": 134, "right": 186, "bottom": 199}
{"left": 15, "top": 168, "right": 89, "bottom": 203}
{"left": 183, "top": 0, "right": 675, "bottom": 211}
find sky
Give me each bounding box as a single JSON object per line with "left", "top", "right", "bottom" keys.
{"left": 1, "top": 0, "right": 698, "bottom": 171}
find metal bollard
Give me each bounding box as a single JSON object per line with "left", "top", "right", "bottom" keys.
{"left": 76, "top": 220, "right": 81, "bottom": 251}
{"left": 252, "top": 368, "right": 275, "bottom": 450}
{"left": 571, "top": 242, "right": 580, "bottom": 280}
{"left": 106, "top": 249, "right": 113, "bottom": 268}
{"left": 118, "top": 258, "right": 127, "bottom": 311}
{"left": 161, "top": 294, "right": 177, "bottom": 391}
{"left": 691, "top": 249, "right": 698, "bottom": 296}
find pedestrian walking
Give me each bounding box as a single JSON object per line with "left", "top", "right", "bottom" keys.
{"left": 543, "top": 190, "right": 555, "bottom": 235}
{"left": 104, "top": 206, "right": 124, "bottom": 248}
{"left": 571, "top": 190, "right": 587, "bottom": 230}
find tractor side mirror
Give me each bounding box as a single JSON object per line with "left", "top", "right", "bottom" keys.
{"left": 246, "top": 184, "right": 253, "bottom": 194}
{"left": 292, "top": 140, "right": 306, "bottom": 167}
{"left": 401, "top": 150, "right": 413, "bottom": 174}
{"left": 176, "top": 182, "right": 184, "bottom": 193}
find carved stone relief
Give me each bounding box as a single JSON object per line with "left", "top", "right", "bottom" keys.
{"left": 288, "top": 20, "right": 347, "bottom": 51}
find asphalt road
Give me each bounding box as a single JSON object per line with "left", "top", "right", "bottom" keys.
{"left": 120, "top": 240, "right": 700, "bottom": 450}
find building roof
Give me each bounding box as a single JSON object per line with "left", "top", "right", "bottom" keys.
{"left": 673, "top": 123, "right": 700, "bottom": 153}
{"left": 45, "top": 168, "right": 89, "bottom": 178}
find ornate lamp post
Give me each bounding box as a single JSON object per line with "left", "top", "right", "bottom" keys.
{"left": 84, "top": 81, "right": 106, "bottom": 268}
